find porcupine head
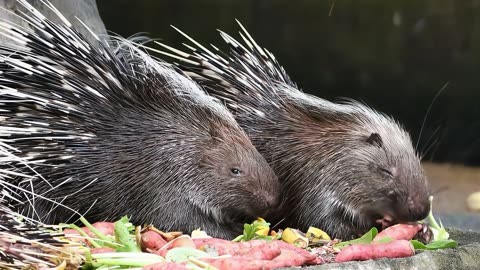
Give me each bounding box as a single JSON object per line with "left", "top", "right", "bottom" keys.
{"left": 157, "top": 21, "right": 431, "bottom": 240}
{"left": 0, "top": 1, "right": 280, "bottom": 239}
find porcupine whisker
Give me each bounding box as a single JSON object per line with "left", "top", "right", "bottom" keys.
{"left": 415, "top": 81, "right": 449, "bottom": 151}
{"left": 419, "top": 124, "right": 442, "bottom": 159}
{"left": 421, "top": 135, "right": 441, "bottom": 161}
{"left": 428, "top": 130, "right": 447, "bottom": 162}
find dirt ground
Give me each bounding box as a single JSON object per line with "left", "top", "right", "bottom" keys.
{"left": 423, "top": 162, "right": 480, "bottom": 214}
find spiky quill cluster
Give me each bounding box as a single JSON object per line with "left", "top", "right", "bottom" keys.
{"left": 0, "top": 142, "right": 83, "bottom": 270}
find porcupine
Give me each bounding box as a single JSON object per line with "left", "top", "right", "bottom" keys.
{"left": 0, "top": 1, "right": 281, "bottom": 239}
{"left": 157, "top": 22, "right": 431, "bottom": 240}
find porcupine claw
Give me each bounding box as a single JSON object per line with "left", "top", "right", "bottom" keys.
{"left": 413, "top": 223, "right": 434, "bottom": 244}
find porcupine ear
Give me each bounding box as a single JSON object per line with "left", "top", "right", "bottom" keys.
{"left": 366, "top": 133, "right": 383, "bottom": 147}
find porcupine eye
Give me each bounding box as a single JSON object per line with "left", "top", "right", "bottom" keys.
{"left": 230, "top": 168, "right": 242, "bottom": 176}
{"left": 379, "top": 167, "right": 394, "bottom": 178}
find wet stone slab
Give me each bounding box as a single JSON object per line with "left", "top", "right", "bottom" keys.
{"left": 281, "top": 228, "right": 480, "bottom": 270}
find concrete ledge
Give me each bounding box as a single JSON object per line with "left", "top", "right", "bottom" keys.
{"left": 282, "top": 228, "right": 480, "bottom": 270}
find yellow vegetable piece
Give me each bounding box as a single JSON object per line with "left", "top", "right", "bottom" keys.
{"left": 255, "top": 217, "right": 269, "bottom": 228}
{"left": 306, "top": 226, "right": 331, "bottom": 241}
{"left": 281, "top": 228, "right": 309, "bottom": 248}
{"left": 256, "top": 227, "right": 270, "bottom": 236}
{"left": 254, "top": 217, "right": 270, "bottom": 236}
{"left": 256, "top": 217, "right": 267, "bottom": 223}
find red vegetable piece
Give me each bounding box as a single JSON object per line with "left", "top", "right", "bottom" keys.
{"left": 142, "top": 262, "right": 188, "bottom": 270}
{"left": 201, "top": 250, "right": 312, "bottom": 270}
{"left": 193, "top": 237, "right": 229, "bottom": 248}
{"left": 233, "top": 242, "right": 282, "bottom": 260}
{"left": 273, "top": 240, "right": 318, "bottom": 264}
{"left": 200, "top": 257, "right": 271, "bottom": 270}
{"left": 170, "top": 236, "right": 196, "bottom": 249}
{"left": 141, "top": 230, "right": 167, "bottom": 251}
{"left": 152, "top": 236, "right": 196, "bottom": 257}
{"left": 63, "top": 229, "right": 87, "bottom": 244}
{"left": 82, "top": 222, "right": 115, "bottom": 237}
{"left": 373, "top": 223, "right": 422, "bottom": 243}
{"left": 335, "top": 239, "right": 415, "bottom": 263}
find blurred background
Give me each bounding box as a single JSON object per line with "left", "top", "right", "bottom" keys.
{"left": 95, "top": 0, "right": 480, "bottom": 222}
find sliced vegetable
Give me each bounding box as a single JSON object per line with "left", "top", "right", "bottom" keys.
{"left": 281, "top": 228, "right": 309, "bottom": 248}
{"left": 306, "top": 226, "right": 331, "bottom": 244}
{"left": 141, "top": 230, "right": 167, "bottom": 251}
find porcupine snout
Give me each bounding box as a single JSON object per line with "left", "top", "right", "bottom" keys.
{"left": 390, "top": 182, "right": 430, "bottom": 224}
{"left": 255, "top": 190, "right": 280, "bottom": 209}
{"left": 405, "top": 194, "right": 430, "bottom": 221}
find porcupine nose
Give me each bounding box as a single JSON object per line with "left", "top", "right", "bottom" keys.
{"left": 406, "top": 195, "right": 430, "bottom": 221}
{"left": 254, "top": 190, "right": 280, "bottom": 210}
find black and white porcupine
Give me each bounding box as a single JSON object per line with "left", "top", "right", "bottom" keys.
{"left": 0, "top": 142, "right": 83, "bottom": 269}
{"left": 0, "top": 1, "right": 281, "bottom": 239}
{"left": 158, "top": 22, "right": 431, "bottom": 240}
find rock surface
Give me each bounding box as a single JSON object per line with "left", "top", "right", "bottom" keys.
{"left": 281, "top": 228, "right": 480, "bottom": 270}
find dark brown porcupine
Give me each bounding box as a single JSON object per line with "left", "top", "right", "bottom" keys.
{"left": 158, "top": 22, "right": 431, "bottom": 240}
{"left": 0, "top": 1, "right": 281, "bottom": 240}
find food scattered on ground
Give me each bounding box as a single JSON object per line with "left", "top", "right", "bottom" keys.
{"left": 1, "top": 196, "right": 457, "bottom": 269}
